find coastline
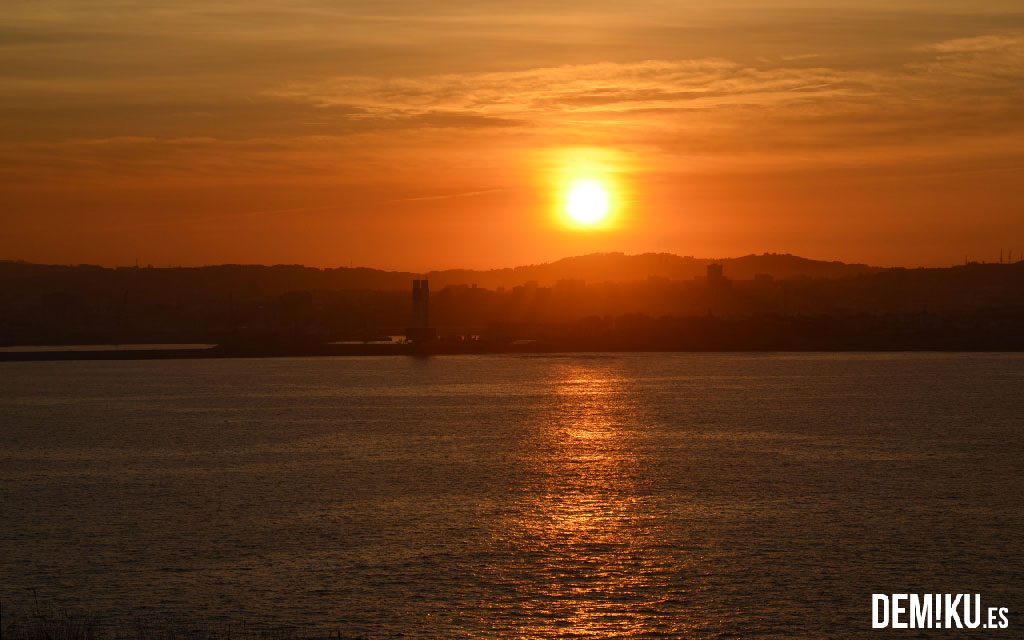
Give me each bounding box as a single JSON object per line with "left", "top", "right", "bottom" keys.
{"left": 2, "top": 342, "right": 1023, "bottom": 362}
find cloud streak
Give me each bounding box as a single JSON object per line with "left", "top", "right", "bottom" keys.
{"left": 3, "top": 33, "right": 1022, "bottom": 185}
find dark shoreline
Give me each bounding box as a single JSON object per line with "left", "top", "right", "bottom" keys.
{"left": 2, "top": 343, "right": 1023, "bottom": 362}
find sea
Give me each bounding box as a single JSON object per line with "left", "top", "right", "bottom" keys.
{"left": 1, "top": 353, "right": 1022, "bottom": 638}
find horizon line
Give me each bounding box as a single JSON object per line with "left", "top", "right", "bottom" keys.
{"left": 5, "top": 250, "right": 1018, "bottom": 274}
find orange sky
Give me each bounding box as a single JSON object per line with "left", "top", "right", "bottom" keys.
{"left": 2, "top": 1, "right": 1023, "bottom": 270}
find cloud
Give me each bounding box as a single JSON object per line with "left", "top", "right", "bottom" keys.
{"left": 2, "top": 29, "right": 1022, "bottom": 186}
{"left": 919, "top": 34, "right": 1023, "bottom": 53}
{"left": 263, "top": 34, "right": 1024, "bottom": 167}
{"left": 389, "top": 187, "right": 511, "bottom": 203}
{"left": 269, "top": 59, "right": 868, "bottom": 118}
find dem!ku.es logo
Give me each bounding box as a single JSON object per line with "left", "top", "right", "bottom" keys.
{"left": 873, "top": 594, "right": 1009, "bottom": 630}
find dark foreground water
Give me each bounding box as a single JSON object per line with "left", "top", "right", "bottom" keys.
{"left": 1, "top": 353, "right": 1022, "bottom": 638}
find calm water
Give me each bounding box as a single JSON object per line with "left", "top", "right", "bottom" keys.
{"left": 1, "top": 353, "right": 1022, "bottom": 638}
{"left": 0, "top": 344, "right": 215, "bottom": 353}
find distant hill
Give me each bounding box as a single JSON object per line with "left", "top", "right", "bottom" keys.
{"left": 428, "top": 252, "right": 878, "bottom": 289}
{"left": 0, "top": 253, "right": 879, "bottom": 296}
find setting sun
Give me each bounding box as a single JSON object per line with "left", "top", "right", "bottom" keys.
{"left": 565, "top": 178, "right": 611, "bottom": 226}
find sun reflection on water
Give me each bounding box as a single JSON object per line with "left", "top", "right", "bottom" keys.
{"left": 489, "top": 363, "right": 694, "bottom": 637}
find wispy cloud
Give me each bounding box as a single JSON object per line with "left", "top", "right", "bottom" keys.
{"left": 919, "top": 34, "right": 1023, "bottom": 53}
{"left": 262, "top": 35, "right": 1024, "bottom": 169}
{"left": 389, "top": 187, "right": 511, "bottom": 203}
{"left": 4, "top": 32, "right": 1022, "bottom": 186}
{"left": 269, "top": 59, "right": 868, "bottom": 118}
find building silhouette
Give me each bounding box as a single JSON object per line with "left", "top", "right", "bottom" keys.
{"left": 412, "top": 279, "right": 429, "bottom": 327}
{"left": 407, "top": 279, "right": 437, "bottom": 343}
{"left": 706, "top": 263, "right": 725, "bottom": 286}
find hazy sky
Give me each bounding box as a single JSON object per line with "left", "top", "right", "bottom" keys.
{"left": 2, "top": 1, "right": 1022, "bottom": 269}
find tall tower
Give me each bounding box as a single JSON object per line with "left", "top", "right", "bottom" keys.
{"left": 408, "top": 279, "right": 436, "bottom": 344}
{"left": 411, "top": 279, "right": 430, "bottom": 328}
{"left": 705, "top": 264, "right": 727, "bottom": 317}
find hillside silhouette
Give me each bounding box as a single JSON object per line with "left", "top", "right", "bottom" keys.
{"left": 0, "top": 252, "right": 875, "bottom": 297}
{"left": 2, "top": 252, "right": 1022, "bottom": 351}
{"left": 430, "top": 252, "right": 877, "bottom": 288}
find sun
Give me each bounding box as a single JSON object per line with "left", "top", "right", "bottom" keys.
{"left": 565, "top": 178, "right": 610, "bottom": 226}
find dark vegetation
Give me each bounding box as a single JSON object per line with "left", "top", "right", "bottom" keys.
{"left": 1, "top": 253, "right": 1022, "bottom": 351}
